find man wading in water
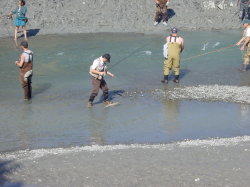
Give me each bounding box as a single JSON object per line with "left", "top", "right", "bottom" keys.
{"left": 154, "top": 0, "right": 170, "bottom": 26}
{"left": 87, "top": 54, "right": 115, "bottom": 108}
{"left": 15, "top": 41, "right": 33, "bottom": 100}
{"left": 236, "top": 19, "right": 250, "bottom": 72}
{"left": 162, "top": 27, "right": 184, "bottom": 83}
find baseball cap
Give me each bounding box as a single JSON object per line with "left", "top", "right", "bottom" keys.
{"left": 102, "top": 53, "right": 111, "bottom": 62}
{"left": 20, "top": 41, "right": 28, "bottom": 48}
{"left": 171, "top": 27, "right": 178, "bottom": 34}
{"left": 242, "top": 19, "right": 250, "bottom": 25}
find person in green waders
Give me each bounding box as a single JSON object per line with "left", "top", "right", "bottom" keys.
{"left": 161, "top": 27, "right": 184, "bottom": 83}
{"left": 8, "top": 0, "right": 28, "bottom": 41}
{"left": 236, "top": 19, "right": 250, "bottom": 71}
{"left": 87, "top": 54, "right": 115, "bottom": 108}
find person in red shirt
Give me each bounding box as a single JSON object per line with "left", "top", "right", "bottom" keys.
{"left": 154, "top": 0, "right": 170, "bottom": 26}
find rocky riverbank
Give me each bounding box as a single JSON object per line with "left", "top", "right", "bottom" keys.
{"left": 0, "top": 0, "right": 242, "bottom": 37}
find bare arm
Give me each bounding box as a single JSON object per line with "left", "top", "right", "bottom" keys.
{"left": 155, "top": 0, "right": 160, "bottom": 4}
{"left": 181, "top": 38, "right": 184, "bottom": 52}
{"left": 240, "top": 37, "right": 250, "bottom": 50}
{"left": 15, "top": 54, "right": 25, "bottom": 68}
{"left": 236, "top": 37, "right": 246, "bottom": 46}
{"left": 107, "top": 71, "right": 115, "bottom": 77}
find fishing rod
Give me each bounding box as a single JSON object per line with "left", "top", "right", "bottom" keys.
{"left": 182, "top": 44, "right": 237, "bottom": 62}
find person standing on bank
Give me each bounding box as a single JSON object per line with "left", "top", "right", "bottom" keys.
{"left": 87, "top": 54, "right": 115, "bottom": 108}
{"left": 161, "top": 27, "right": 184, "bottom": 83}
{"left": 154, "top": 0, "right": 170, "bottom": 26}
{"left": 15, "top": 41, "right": 33, "bottom": 100}
{"left": 8, "top": 0, "right": 28, "bottom": 41}
{"left": 236, "top": 19, "right": 250, "bottom": 72}
{"left": 237, "top": 0, "right": 250, "bottom": 21}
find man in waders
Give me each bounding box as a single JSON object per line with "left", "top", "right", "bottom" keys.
{"left": 87, "top": 54, "right": 115, "bottom": 108}
{"left": 154, "top": 0, "right": 170, "bottom": 26}
{"left": 161, "top": 27, "right": 184, "bottom": 83}
{"left": 236, "top": 19, "right": 250, "bottom": 72}
{"left": 15, "top": 41, "right": 33, "bottom": 100}
{"left": 237, "top": 0, "right": 250, "bottom": 20}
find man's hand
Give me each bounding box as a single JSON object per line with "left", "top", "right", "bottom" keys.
{"left": 240, "top": 45, "right": 245, "bottom": 51}
{"left": 236, "top": 41, "right": 242, "bottom": 46}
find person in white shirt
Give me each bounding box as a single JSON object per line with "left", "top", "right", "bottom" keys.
{"left": 87, "top": 54, "right": 115, "bottom": 107}
{"left": 236, "top": 19, "right": 250, "bottom": 71}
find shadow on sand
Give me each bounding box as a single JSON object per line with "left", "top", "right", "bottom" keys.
{"left": 0, "top": 160, "right": 22, "bottom": 187}
{"left": 157, "top": 8, "right": 176, "bottom": 23}
{"left": 20, "top": 29, "right": 40, "bottom": 39}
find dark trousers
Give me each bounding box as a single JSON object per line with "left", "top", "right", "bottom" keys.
{"left": 89, "top": 77, "right": 109, "bottom": 103}
{"left": 155, "top": 5, "right": 168, "bottom": 22}
{"left": 19, "top": 71, "right": 32, "bottom": 100}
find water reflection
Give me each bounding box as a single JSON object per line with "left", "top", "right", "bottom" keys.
{"left": 87, "top": 108, "right": 108, "bottom": 145}
{"left": 161, "top": 97, "right": 181, "bottom": 134}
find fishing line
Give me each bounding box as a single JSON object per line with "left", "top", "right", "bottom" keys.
{"left": 108, "top": 43, "right": 148, "bottom": 70}
{"left": 182, "top": 44, "right": 237, "bottom": 62}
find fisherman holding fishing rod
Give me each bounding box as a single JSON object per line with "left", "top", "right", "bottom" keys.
{"left": 5, "top": 0, "right": 28, "bottom": 41}
{"left": 87, "top": 54, "right": 116, "bottom": 108}
{"left": 236, "top": 19, "right": 250, "bottom": 71}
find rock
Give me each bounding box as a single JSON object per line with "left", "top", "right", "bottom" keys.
{"left": 0, "top": 0, "right": 241, "bottom": 37}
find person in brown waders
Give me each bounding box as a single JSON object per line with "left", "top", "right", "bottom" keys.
{"left": 154, "top": 0, "right": 170, "bottom": 26}
{"left": 15, "top": 41, "right": 33, "bottom": 100}
{"left": 87, "top": 54, "right": 115, "bottom": 108}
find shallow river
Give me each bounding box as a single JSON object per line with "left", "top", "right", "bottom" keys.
{"left": 1, "top": 31, "right": 250, "bottom": 152}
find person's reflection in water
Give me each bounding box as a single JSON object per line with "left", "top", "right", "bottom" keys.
{"left": 161, "top": 96, "right": 181, "bottom": 134}
{"left": 239, "top": 104, "right": 250, "bottom": 124}
{"left": 17, "top": 102, "right": 33, "bottom": 149}
{"left": 87, "top": 108, "right": 108, "bottom": 145}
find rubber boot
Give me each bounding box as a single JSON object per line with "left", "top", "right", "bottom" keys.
{"left": 241, "top": 64, "right": 248, "bottom": 72}
{"left": 161, "top": 75, "right": 168, "bottom": 84}
{"left": 87, "top": 94, "right": 95, "bottom": 107}
{"left": 173, "top": 75, "right": 180, "bottom": 83}
{"left": 24, "top": 86, "right": 29, "bottom": 100}
{"left": 28, "top": 84, "right": 32, "bottom": 99}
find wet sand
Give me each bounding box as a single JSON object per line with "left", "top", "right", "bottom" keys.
{"left": 1, "top": 137, "right": 250, "bottom": 187}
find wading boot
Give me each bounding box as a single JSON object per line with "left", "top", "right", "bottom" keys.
{"left": 173, "top": 75, "right": 180, "bottom": 83}
{"left": 161, "top": 75, "right": 168, "bottom": 84}
{"left": 87, "top": 102, "right": 93, "bottom": 108}
{"left": 87, "top": 94, "right": 95, "bottom": 108}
